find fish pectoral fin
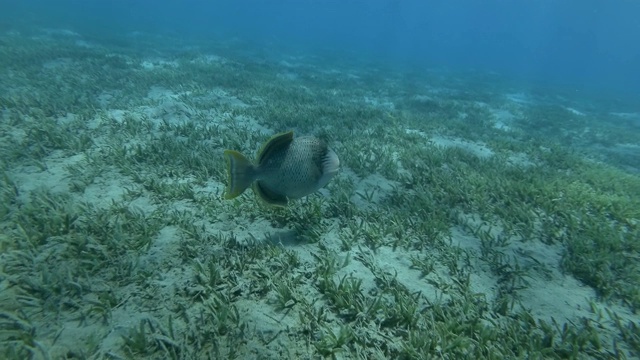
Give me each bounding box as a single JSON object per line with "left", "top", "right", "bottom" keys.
{"left": 224, "top": 150, "right": 255, "bottom": 199}
{"left": 253, "top": 181, "right": 288, "bottom": 207}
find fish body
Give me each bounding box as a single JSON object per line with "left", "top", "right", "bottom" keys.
{"left": 223, "top": 131, "right": 340, "bottom": 206}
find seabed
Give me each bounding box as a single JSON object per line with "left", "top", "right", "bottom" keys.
{"left": 1, "top": 29, "right": 639, "bottom": 359}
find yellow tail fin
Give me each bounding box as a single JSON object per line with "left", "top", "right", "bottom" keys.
{"left": 223, "top": 150, "right": 255, "bottom": 199}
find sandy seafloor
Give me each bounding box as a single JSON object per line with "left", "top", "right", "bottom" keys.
{"left": 1, "top": 28, "right": 640, "bottom": 359}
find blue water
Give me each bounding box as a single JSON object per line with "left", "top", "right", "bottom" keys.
{"left": 3, "top": 0, "right": 640, "bottom": 97}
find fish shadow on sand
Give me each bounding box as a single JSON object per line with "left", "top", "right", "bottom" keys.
{"left": 262, "top": 228, "right": 300, "bottom": 247}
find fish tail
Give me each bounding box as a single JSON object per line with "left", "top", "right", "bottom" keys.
{"left": 223, "top": 150, "right": 255, "bottom": 199}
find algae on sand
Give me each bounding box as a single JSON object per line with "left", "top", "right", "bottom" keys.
{"left": 1, "top": 30, "right": 639, "bottom": 359}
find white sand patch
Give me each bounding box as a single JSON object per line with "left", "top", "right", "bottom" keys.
{"left": 47, "top": 320, "right": 109, "bottom": 358}
{"left": 104, "top": 87, "right": 262, "bottom": 138}
{"left": 209, "top": 87, "right": 250, "bottom": 108}
{"left": 405, "top": 129, "right": 494, "bottom": 158}
{"left": 506, "top": 152, "right": 536, "bottom": 167}
{"left": 494, "top": 121, "right": 511, "bottom": 131}
{"left": 411, "top": 94, "right": 434, "bottom": 102}
{"left": 423, "top": 85, "right": 458, "bottom": 96}
{"left": 610, "top": 112, "right": 640, "bottom": 127}
{"left": 95, "top": 91, "right": 115, "bottom": 109}
{"left": 231, "top": 114, "right": 272, "bottom": 135}
{"left": 431, "top": 135, "right": 494, "bottom": 158}
{"left": 518, "top": 266, "right": 594, "bottom": 323}
{"left": 106, "top": 109, "right": 127, "bottom": 123}
{"left": 277, "top": 72, "right": 299, "bottom": 81}
{"left": 378, "top": 247, "right": 443, "bottom": 301}
{"left": 137, "top": 87, "right": 194, "bottom": 126}
{"left": 193, "top": 54, "right": 227, "bottom": 64}
{"left": 334, "top": 251, "right": 378, "bottom": 293}
{"left": 351, "top": 173, "right": 397, "bottom": 210}
{"left": 146, "top": 86, "right": 179, "bottom": 101}
{"left": 96, "top": 308, "right": 149, "bottom": 355}
{"left": 346, "top": 73, "right": 360, "bottom": 80}
{"left": 219, "top": 217, "right": 282, "bottom": 245}
{"left": 128, "top": 195, "right": 156, "bottom": 214}
{"left": 610, "top": 112, "right": 640, "bottom": 120}
{"left": 566, "top": 107, "right": 585, "bottom": 116}
{"left": 505, "top": 92, "right": 533, "bottom": 104}
{"left": 74, "top": 39, "right": 94, "bottom": 48}
{"left": 278, "top": 60, "right": 298, "bottom": 68}
{"left": 145, "top": 100, "right": 193, "bottom": 124}
{"left": 612, "top": 143, "right": 640, "bottom": 154}
{"left": 236, "top": 298, "right": 298, "bottom": 356}
{"left": 10, "top": 151, "right": 80, "bottom": 198}
{"left": 450, "top": 227, "right": 498, "bottom": 295}
{"left": 42, "top": 28, "right": 81, "bottom": 37}
{"left": 57, "top": 112, "right": 77, "bottom": 125}
{"left": 363, "top": 96, "right": 395, "bottom": 110}
{"left": 505, "top": 239, "right": 594, "bottom": 324}
{"left": 449, "top": 211, "right": 632, "bottom": 338}
{"left": 140, "top": 59, "right": 179, "bottom": 70}
{"left": 320, "top": 68, "right": 343, "bottom": 75}
{"left": 490, "top": 108, "right": 518, "bottom": 131}
{"left": 139, "top": 226, "right": 181, "bottom": 270}
{"left": 81, "top": 169, "right": 137, "bottom": 208}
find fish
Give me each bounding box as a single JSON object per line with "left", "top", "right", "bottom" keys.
{"left": 223, "top": 131, "right": 340, "bottom": 206}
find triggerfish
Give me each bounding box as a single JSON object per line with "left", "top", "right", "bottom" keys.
{"left": 223, "top": 131, "right": 340, "bottom": 206}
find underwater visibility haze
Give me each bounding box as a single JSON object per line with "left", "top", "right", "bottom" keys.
{"left": 1, "top": 0, "right": 639, "bottom": 358}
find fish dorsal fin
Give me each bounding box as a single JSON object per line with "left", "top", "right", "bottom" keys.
{"left": 256, "top": 131, "right": 294, "bottom": 165}
{"left": 253, "top": 181, "right": 288, "bottom": 207}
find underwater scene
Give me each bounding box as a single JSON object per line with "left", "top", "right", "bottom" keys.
{"left": 1, "top": 1, "right": 639, "bottom": 359}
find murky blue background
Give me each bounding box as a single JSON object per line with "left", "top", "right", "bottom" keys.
{"left": 3, "top": 0, "right": 639, "bottom": 95}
